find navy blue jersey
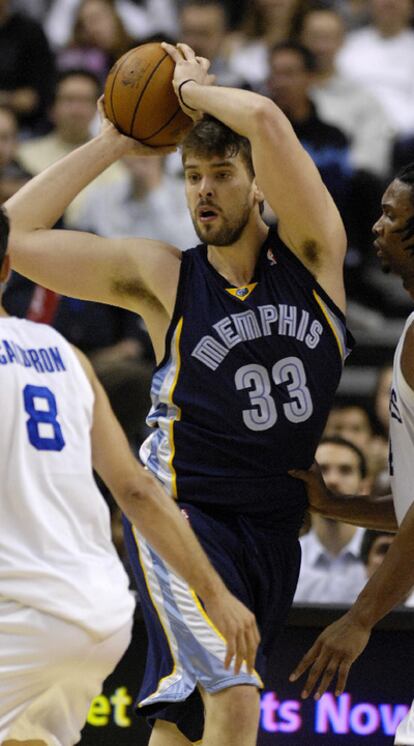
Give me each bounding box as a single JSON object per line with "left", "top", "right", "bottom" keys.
{"left": 140, "top": 228, "right": 353, "bottom": 523}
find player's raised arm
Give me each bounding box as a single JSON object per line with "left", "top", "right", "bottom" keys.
{"left": 4, "top": 110, "right": 181, "bottom": 333}
{"left": 74, "top": 347, "right": 260, "bottom": 674}
{"left": 163, "top": 42, "right": 346, "bottom": 312}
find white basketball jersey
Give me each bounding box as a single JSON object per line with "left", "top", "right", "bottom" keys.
{"left": 390, "top": 311, "right": 414, "bottom": 526}
{"left": 0, "top": 316, "right": 134, "bottom": 638}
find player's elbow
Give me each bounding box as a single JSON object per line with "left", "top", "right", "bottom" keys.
{"left": 251, "top": 98, "right": 290, "bottom": 141}
{"left": 118, "top": 471, "right": 161, "bottom": 522}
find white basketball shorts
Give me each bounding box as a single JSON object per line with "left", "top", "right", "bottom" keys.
{"left": 395, "top": 699, "right": 414, "bottom": 745}
{"left": 0, "top": 599, "right": 132, "bottom": 746}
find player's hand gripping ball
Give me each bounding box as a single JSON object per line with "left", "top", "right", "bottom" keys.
{"left": 103, "top": 42, "right": 193, "bottom": 147}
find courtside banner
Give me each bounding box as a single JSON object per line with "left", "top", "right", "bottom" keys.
{"left": 80, "top": 606, "right": 413, "bottom": 745}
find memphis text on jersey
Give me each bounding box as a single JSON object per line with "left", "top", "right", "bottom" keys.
{"left": 191, "top": 303, "right": 323, "bottom": 371}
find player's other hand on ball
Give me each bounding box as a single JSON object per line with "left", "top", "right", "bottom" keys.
{"left": 97, "top": 95, "right": 177, "bottom": 156}
{"left": 162, "top": 42, "right": 215, "bottom": 119}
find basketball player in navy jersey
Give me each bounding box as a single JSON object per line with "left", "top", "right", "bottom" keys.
{"left": 6, "top": 43, "right": 351, "bottom": 746}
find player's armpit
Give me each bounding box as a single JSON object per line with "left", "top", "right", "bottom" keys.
{"left": 9, "top": 226, "right": 181, "bottom": 318}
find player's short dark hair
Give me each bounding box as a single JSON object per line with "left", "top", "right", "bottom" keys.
{"left": 0, "top": 206, "right": 10, "bottom": 268}
{"left": 360, "top": 529, "right": 394, "bottom": 565}
{"left": 181, "top": 115, "right": 265, "bottom": 213}
{"left": 394, "top": 162, "right": 414, "bottom": 242}
{"left": 270, "top": 41, "right": 317, "bottom": 73}
{"left": 181, "top": 115, "right": 255, "bottom": 179}
{"left": 396, "top": 161, "right": 414, "bottom": 197}
{"left": 318, "top": 435, "right": 367, "bottom": 479}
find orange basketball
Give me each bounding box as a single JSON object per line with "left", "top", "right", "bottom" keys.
{"left": 103, "top": 43, "right": 193, "bottom": 147}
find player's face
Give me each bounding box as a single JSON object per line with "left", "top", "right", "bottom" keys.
{"left": 373, "top": 179, "right": 414, "bottom": 299}
{"left": 316, "top": 443, "right": 362, "bottom": 495}
{"left": 184, "top": 153, "right": 257, "bottom": 246}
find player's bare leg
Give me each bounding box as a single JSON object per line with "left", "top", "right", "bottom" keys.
{"left": 202, "top": 685, "right": 260, "bottom": 746}
{"left": 149, "top": 720, "right": 195, "bottom": 745}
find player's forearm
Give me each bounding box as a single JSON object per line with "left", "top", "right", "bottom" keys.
{"left": 348, "top": 501, "right": 414, "bottom": 629}
{"left": 6, "top": 129, "right": 127, "bottom": 232}
{"left": 122, "top": 474, "right": 225, "bottom": 603}
{"left": 180, "top": 81, "right": 288, "bottom": 142}
{"left": 312, "top": 493, "right": 398, "bottom": 531}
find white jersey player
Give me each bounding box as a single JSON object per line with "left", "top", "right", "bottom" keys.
{"left": 288, "top": 166, "right": 414, "bottom": 746}
{"left": 0, "top": 206, "right": 259, "bottom": 746}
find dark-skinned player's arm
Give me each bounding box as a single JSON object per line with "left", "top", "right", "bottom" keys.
{"left": 3, "top": 106, "right": 182, "bottom": 344}
{"left": 289, "top": 325, "right": 414, "bottom": 699}
{"left": 289, "top": 461, "right": 398, "bottom": 531}
{"left": 163, "top": 42, "right": 346, "bottom": 314}
{"left": 289, "top": 500, "right": 414, "bottom": 701}
{"left": 73, "top": 346, "right": 260, "bottom": 675}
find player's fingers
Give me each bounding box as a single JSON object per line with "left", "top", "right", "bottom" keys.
{"left": 161, "top": 42, "right": 182, "bottom": 62}
{"left": 176, "top": 43, "right": 196, "bottom": 60}
{"left": 335, "top": 659, "right": 351, "bottom": 697}
{"left": 289, "top": 641, "right": 320, "bottom": 682}
{"left": 234, "top": 629, "right": 247, "bottom": 675}
{"left": 195, "top": 56, "right": 211, "bottom": 71}
{"left": 300, "top": 652, "right": 331, "bottom": 699}
{"left": 314, "top": 660, "right": 339, "bottom": 700}
{"left": 245, "top": 623, "right": 259, "bottom": 674}
{"left": 224, "top": 635, "right": 236, "bottom": 670}
{"left": 288, "top": 469, "right": 312, "bottom": 483}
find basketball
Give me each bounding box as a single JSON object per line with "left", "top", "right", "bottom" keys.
{"left": 103, "top": 43, "right": 193, "bottom": 147}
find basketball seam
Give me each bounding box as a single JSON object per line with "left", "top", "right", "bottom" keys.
{"left": 140, "top": 105, "right": 185, "bottom": 142}
{"left": 129, "top": 52, "right": 169, "bottom": 137}
{"left": 109, "top": 47, "right": 141, "bottom": 132}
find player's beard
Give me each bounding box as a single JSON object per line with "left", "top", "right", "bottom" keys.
{"left": 192, "top": 200, "right": 251, "bottom": 246}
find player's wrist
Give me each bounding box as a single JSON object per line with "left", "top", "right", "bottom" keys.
{"left": 177, "top": 79, "right": 198, "bottom": 111}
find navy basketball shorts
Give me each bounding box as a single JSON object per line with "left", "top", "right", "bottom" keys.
{"left": 123, "top": 502, "right": 301, "bottom": 743}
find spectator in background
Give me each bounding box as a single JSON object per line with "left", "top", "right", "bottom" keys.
{"left": 0, "top": 0, "right": 56, "bottom": 135}
{"left": 228, "top": 0, "right": 310, "bottom": 88}
{"left": 74, "top": 152, "right": 198, "bottom": 249}
{"left": 266, "top": 42, "right": 352, "bottom": 222}
{"left": 294, "top": 436, "right": 368, "bottom": 604}
{"left": 179, "top": 0, "right": 248, "bottom": 88}
{"left": 0, "top": 106, "right": 18, "bottom": 170}
{"left": 360, "top": 528, "right": 394, "bottom": 578}
{"left": 0, "top": 105, "right": 32, "bottom": 203}
{"left": 361, "top": 528, "right": 414, "bottom": 606}
{"left": 337, "top": 0, "right": 414, "bottom": 136}
{"left": 299, "top": 5, "right": 394, "bottom": 179}
{"left": 44, "top": 0, "right": 178, "bottom": 51}
{"left": 324, "top": 401, "right": 388, "bottom": 485}
{"left": 18, "top": 69, "right": 126, "bottom": 227}
{"left": 56, "top": 0, "right": 136, "bottom": 83}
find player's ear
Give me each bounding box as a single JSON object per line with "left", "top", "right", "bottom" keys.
{"left": 0, "top": 254, "right": 10, "bottom": 283}
{"left": 252, "top": 179, "right": 265, "bottom": 206}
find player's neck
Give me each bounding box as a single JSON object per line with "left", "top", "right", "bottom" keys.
{"left": 207, "top": 219, "right": 268, "bottom": 287}
{"left": 0, "top": 303, "right": 9, "bottom": 318}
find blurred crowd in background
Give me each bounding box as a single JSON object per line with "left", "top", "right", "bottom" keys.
{"left": 1, "top": 0, "right": 414, "bottom": 608}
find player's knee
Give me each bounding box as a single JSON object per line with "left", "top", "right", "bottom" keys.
{"left": 204, "top": 685, "right": 260, "bottom": 729}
